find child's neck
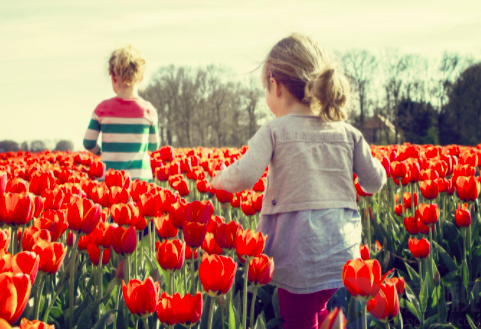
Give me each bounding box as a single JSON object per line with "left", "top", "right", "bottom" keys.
{"left": 116, "top": 86, "right": 139, "bottom": 99}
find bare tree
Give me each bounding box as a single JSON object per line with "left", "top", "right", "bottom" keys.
{"left": 342, "top": 50, "right": 378, "bottom": 130}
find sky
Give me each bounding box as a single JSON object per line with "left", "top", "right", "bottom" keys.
{"left": 1, "top": 0, "right": 480, "bottom": 150}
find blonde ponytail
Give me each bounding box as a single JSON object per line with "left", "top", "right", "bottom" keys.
{"left": 262, "top": 33, "right": 351, "bottom": 121}
{"left": 309, "top": 67, "right": 350, "bottom": 121}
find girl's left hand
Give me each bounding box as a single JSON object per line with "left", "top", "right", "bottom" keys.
{"left": 210, "top": 164, "right": 226, "bottom": 190}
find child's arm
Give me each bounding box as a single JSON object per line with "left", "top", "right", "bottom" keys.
{"left": 148, "top": 110, "right": 160, "bottom": 152}
{"left": 212, "top": 123, "right": 274, "bottom": 193}
{"left": 353, "top": 131, "right": 387, "bottom": 194}
{"left": 83, "top": 112, "right": 102, "bottom": 155}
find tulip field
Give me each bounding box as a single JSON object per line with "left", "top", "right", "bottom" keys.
{"left": 0, "top": 144, "right": 480, "bottom": 329}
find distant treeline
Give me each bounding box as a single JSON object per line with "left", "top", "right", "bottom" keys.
{"left": 3, "top": 50, "right": 481, "bottom": 151}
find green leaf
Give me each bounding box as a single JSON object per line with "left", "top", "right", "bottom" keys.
{"left": 419, "top": 275, "right": 429, "bottom": 315}
{"left": 404, "top": 261, "right": 420, "bottom": 283}
{"left": 404, "top": 281, "right": 421, "bottom": 314}
{"left": 434, "top": 241, "right": 458, "bottom": 272}
{"left": 50, "top": 306, "right": 62, "bottom": 319}
{"left": 462, "top": 259, "right": 470, "bottom": 292}
{"left": 421, "top": 314, "right": 440, "bottom": 329}
{"left": 92, "top": 309, "right": 117, "bottom": 329}
{"left": 466, "top": 314, "right": 477, "bottom": 329}
{"left": 76, "top": 278, "right": 120, "bottom": 329}
{"left": 399, "top": 298, "right": 420, "bottom": 321}
{"left": 272, "top": 287, "right": 280, "bottom": 319}
{"left": 116, "top": 296, "right": 127, "bottom": 329}
{"left": 255, "top": 312, "right": 267, "bottom": 329}
{"left": 234, "top": 291, "right": 241, "bottom": 329}
{"left": 228, "top": 296, "right": 236, "bottom": 329}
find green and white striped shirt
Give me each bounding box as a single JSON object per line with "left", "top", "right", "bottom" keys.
{"left": 83, "top": 97, "right": 159, "bottom": 181}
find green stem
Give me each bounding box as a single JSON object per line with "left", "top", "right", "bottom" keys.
{"left": 365, "top": 199, "right": 371, "bottom": 258}
{"left": 34, "top": 274, "right": 46, "bottom": 319}
{"left": 428, "top": 227, "right": 434, "bottom": 283}
{"left": 169, "top": 271, "right": 174, "bottom": 295}
{"left": 243, "top": 261, "right": 249, "bottom": 329}
{"left": 43, "top": 275, "right": 67, "bottom": 323}
{"left": 69, "top": 233, "right": 79, "bottom": 329}
{"left": 98, "top": 249, "right": 103, "bottom": 320}
{"left": 143, "top": 317, "right": 149, "bottom": 329}
{"left": 19, "top": 225, "right": 26, "bottom": 252}
{"left": 135, "top": 234, "right": 138, "bottom": 279}
{"left": 113, "top": 282, "right": 121, "bottom": 329}
{"left": 148, "top": 219, "right": 153, "bottom": 261}
{"left": 183, "top": 262, "right": 187, "bottom": 295}
{"left": 125, "top": 255, "right": 131, "bottom": 283}
{"left": 190, "top": 248, "right": 196, "bottom": 295}
{"left": 362, "top": 301, "right": 367, "bottom": 329}
{"left": 207, "top": 296, "right": 215, "bottom": 329}
{"left": 250, "top": 286, "right": 258, "bottom": 328}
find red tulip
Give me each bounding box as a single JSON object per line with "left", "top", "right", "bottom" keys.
{"left": 253, "top": 178, "right": 266, "bottom": 192}
{"left": 130, "top": 180, "right": 151, "bottom": 203}
{"left": 87, "top": 243, "right": 111, "bottom": 266}
{"left": 199, "top": 253, "right": 237, "bottom": 297}
{"left": 408, "top": 237, "right": 430, "bottom": 259}
{"left": 5, "top": 178, "right": 28, "bottom": 194}
{"left": 90, "top": 184, "right": 110, "bottom": 208}
{"left": 122, "top": 277, "right": 160, "bottom": 317}
{"left": 186, "top": 201, "right": 214, "bottom": 225}
{"left": 0, "top": 172, "right": 7, "bottom": 195}
{"left": 156, "top": 292, "right": 177, "bottom": 326}
{"left": 201, "top": 232, "right": 223, "bottom": 255}
{"left": 354, "top": 178, "right": 373, "bottom": 197}
{"left": 416, "top": 204, "right": 439, "bottom": 226}
{"left": 385, "top": 276, "right": 405, "bottom": 294}
{"left": 360, "top": 245, "right": 370, "bottom": 260}
{"left": 390, "top": 161, "right": 407, "bottom": 179}
{"left": 18, "top": 226, "right": 51, "bottom": 252}
{"left": 196, "top": 179, "right": 210, "bottom": 194}
{"left": 111, "top": 203, "right": 147, "bottom": 231}
{"left": 215, "top": 190, "right": 233, "bottom": 204}
{"left": 171, "top": 179, "right": 189, "bottom": 196}
{"left": 416, "top": 217, "right": 433, "bottom": 235}
{"left": 248, "top": 254, "right": 274, "bottom": 286}
{"left": 367, "top": 281, "right": 400, "bottom": 323}
{"left": 29, "top": 171, "right": 56, "bottom": 196}
{"left": 155, "top": 166, "right": 169, "bottom": 182}
{"left": 1, "top": 193, "right": 36, "bottom": 227}
{"left": 419, "top": 180, "right": 439, "bottom": 200}
{"left": 215, "top": 221, "right": 241, "bottom": 251}
{"left": 319, "top": 307, "right": 346, "bottom": 329}
{"left": 41, "top": 189, "right": 64, "bottom": 210}
{"left": 154, "top": 214, "right": 178, "bottom": 240}
{"left": 155, "top": 239, "right": 185, "bottom": 272}
{"left": 0, "top": 251, "right": 40, "bottom": 284}
{"left": 108, "top": 187, "right": 130, "bottom": 206}
{"left": 169, "top": 199, "right": 188, "bottom": 229}
{"left": 14, "top": 318, "right": 55, "bottom": 329}
{"left": 394, "top": 204, "right": 403, "bottom": 216}
{"left": 159, "top": 146, "right": 174, "bottom": 162}
{"left": 105, "top": 169, "right": 131, "bottom": 189}
{"left": 455, "top": 205, "right": 471, "bottom": 227}
{"left": 342, "top": 258, "right": 392, "bottom": 302}
{"left": 456, "top": 176, "right": 480, "bottom": 202}
{"left": 182, "top": 221, "right": 207, "bottom": 249}
{"left": 66, "top": 198, "right": 102, "bottom": 235}
{"left": 35, "top": 209, "right": 68, "bottom": 242}
{"left": 0, "top": 272, "right": 32, "bottom": 324}
{"left": 32, "top": 240, "right": 67, "bottom": 274}
{"left": 403, "top": 217, "right": 418, "bottom": 235}
{"left": 111, "top": 226, "right": 137, "bottom": 256}
{"left": 89, "top": 160, "right": 106, "bottom": 179}
{"left": 236, "top": 229, "right": 266, "bottom": 262}
{"left": 0, "top": 229, "right": 10, "bottom": 253}
{"left": 90, "top": 222, "right": 113, "bottom": 249}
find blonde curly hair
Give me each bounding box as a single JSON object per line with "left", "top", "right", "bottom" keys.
{"left": 262, "top": 33, "right": 351, "bottom": 121}
{"left": 108, "top": 45, "right": 146, "bottom": 87}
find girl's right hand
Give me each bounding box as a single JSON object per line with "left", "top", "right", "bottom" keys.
{"left": 210, "top": 164, "right": 226, "bottom": 190}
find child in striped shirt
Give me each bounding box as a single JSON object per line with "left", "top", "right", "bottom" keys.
{"left": 83, "top": 46, "right": 159, "bottom": 181}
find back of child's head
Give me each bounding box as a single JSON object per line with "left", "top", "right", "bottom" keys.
{"left": 108, "top": 45, "right": 146, "bottom": 87}
{"left": 262, "top": 33, "right": 351, "bottom": 121}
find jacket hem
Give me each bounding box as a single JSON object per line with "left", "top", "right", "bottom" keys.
{"left": 260, "top": 201, "right": 359, "bottom": 215}
{"left": 270, "top": 279, "right": 344, "bottom": 294}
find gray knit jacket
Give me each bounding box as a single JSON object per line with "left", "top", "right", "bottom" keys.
{"left": 220, "top": 114, "right": 387, "bottom": 215}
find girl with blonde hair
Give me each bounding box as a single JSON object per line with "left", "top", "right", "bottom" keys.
{"left": 83, "top": 45, "right": 159, "bottom": 181}
{"left": 211, "top": 33, "right": 386, "bottom": 328}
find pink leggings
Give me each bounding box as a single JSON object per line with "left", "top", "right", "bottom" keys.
{"left": 278, "top": 288, "right": 338, "bottom": 329}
